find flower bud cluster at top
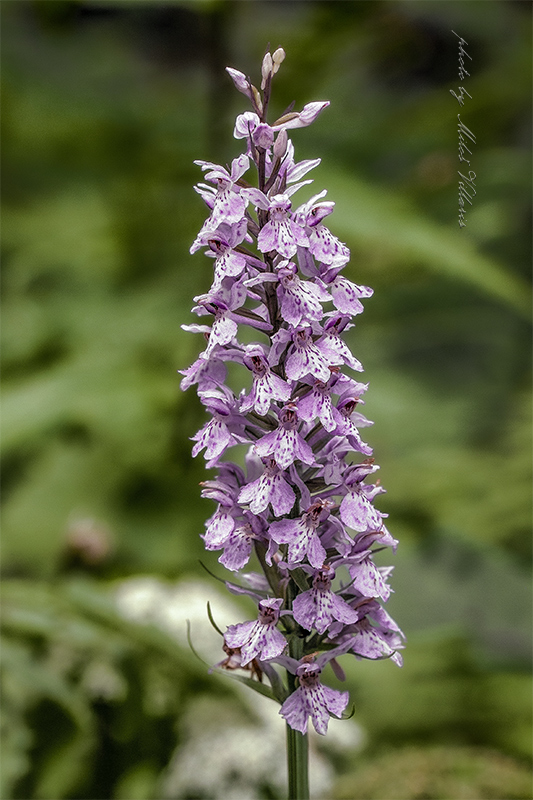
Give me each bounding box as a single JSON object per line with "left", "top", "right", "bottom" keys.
{"left": 181, "top": 47, "right": 404, "bottom": 736}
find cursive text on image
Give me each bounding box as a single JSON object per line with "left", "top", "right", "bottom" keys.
{"left": 451, "top": 31, "right": 476, "bottom": 227}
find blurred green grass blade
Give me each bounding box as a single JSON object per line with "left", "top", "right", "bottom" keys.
{"left": 66, "top": 578, "right": 203, "bottom": 675}
{"left": 1, "top": 637, "right": 95, "bottom": 798}
{"left": 325, "top": 169, "right": 531, "bottom": 319}
{"left": 34, "top": 734, "right": 92, "bottom": 800}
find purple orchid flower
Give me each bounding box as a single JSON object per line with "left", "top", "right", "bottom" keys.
{"left": 194, "top": 154, "right": 250, "bottom": 229}
{"left": 292, "top": 565, "right": 360, "bottom": 634}
{"left": 254, "top": 403, "right": 316, "bottom": 470}
{"left": 273, "top": 101, "right": 330, "bottom": 131}
{"left": 278, "top": 655, "right": 349, "bottom": 735}
{"left": 329, "top": 598, "right": 405, "bottom": 667}
{"left": 190, "top": 219, "right": 250, "bottom": 290}
{"left": 256, "top": 193, "right": 309, "bottom": 259}
{"left": 224, "top": 598, "right": 287, "bottom": 664}
{"left": 240, "top": 344, "right": 291, "bottom": 416}
{"left": 181, "top": 47, "right": 403, "bottom": 741}
{"left": 273, "top": 324, "right": 343, "bottom": 383}
{"left": 267, "top": 499, "right": 333, "bottom": 570}
{"left": 275, "top": 261, "right": 329, "bottom": 326}
{"left": 294, "top": 192, "right": 351, "bottom": 268}
{"left": 191, "top": 392, "right": 244, "bottom": 467}
{"left": 213, "top": 511, "right": 267, "bottom": 572}
{"left": 237, "top": 458, "right": 296, "bottom": 516}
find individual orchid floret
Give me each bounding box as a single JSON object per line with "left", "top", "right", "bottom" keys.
{"left": 292, "top": 565, "right": 360, "bottom": 634}
{"left": 240, "top": 345, "right": 291, "bottom": 416}
{"left": 200, "top": 461, "right": 245, "bottom": 503}
{"left": 190, "top": 217, "right": 248, "bottom": 255}
{"left": 339, "top": 476, "right": 386, "bottom": 533}
{"left": 330, "top": 599, "right": 405, "bottom": 667}
{"left": 332, "top": 397, "right": 373, "bottom": 455}
{"left": 209, "top": 243, "right": 248, "bottom": 291}
{"left": 336, "top": 546, "right": 393, "bottom": 602}
{"left": 294, "top": 190, "right": 334, "bottom": 225}
{"left": 190, "top": 219, "right": 250, "bottom": 288}
{"left": 297, "top": 377, "right": 339, "bottom": 432}
{"left": 278, "top": 655, "right": 349, "bottom": 735}
{"left": 225, "top": 67, "right": 256, "bottom": 101}
{"left": 191, "top": 392, "right": 243, "bottom": 466}
{"left": 268, "top": 499, "right": 333, "bottom": 570}
{"left": 196, "top": 298, "right": 239, "bottom": 356}
{"left": 275, "top": 261, "right": 329, "bottom": 326}
{"left": 306, "top": 209, "right": 350, "bottom": 269}
{"left": 210, "top": 511, "right": 267, "bottom": 572}
{"left": 329, "top": 275, "right": 374, "bottom": 315}
{"left": 201, "top": 464, "right": 245, "bottom": 549}
{"left": 194, "top": 154, "right": 250, "bottom": 229}
{"left": 318, "top": 315, "right": 364, "bottom": 373}
{"left": 270, "top": 140, "right": 322, "bottom": 196}
{"left": 337, "top": 619, "right": 404, "bottom": 667}
{"left": 277, "top": 325, "right": 343, "bottom": 383}
{"left": 224, "top": 598, "right": 287, "bottom": 664}
{"left": 253, "top": 123, "right": 275, "bottom": 150}
{"left": 179, "top": 352, "right": 227, "bottom": 392}
{"left": 237, "top": 458, "right": 296, "bottom": 517}
{"left": 234, "top": 110, "right": 261, "bottom": 140}
{"left": 257, "top": 194, "right": 309, "bottom": 259}
{"left": 202, "top": 505, "right": 239, "bottom": 551}
{"left": 254, "top": 403, "right": 316, "bottom": 470}
{"left": 233, "top": 112, "right": 266, "bottom": 158}
{"left": 233, "top": 112, "right": 276, "bottom": 153}
{"left": 193, "top": 281, "right": 270, "bottom": 357}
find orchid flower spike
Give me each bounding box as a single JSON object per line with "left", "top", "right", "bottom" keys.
{"left": 182, "top": 49, "right": 404, "bottom": 750}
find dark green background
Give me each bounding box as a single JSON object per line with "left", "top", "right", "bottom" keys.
{"left": 1, "top": 1, "right": 531, "bottom": 798}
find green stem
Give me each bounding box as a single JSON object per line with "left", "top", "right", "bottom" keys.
{"left": 286, "top": 716, "right": 309, "bottom": 800}
{"left": 253, "top": 540, "right": 281, "bottom": 596}
{"left": 286, "top": 583, "right": 309, "bottom": 800}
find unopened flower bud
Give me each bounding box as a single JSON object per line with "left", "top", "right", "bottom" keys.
{"left": 253, "top": 123, "right": 275, "bottom": 150}
{"left": 272, "top": 47, "right": 286, "bottom": 73}
{"left": 273, "top": 111, "right": 300, "bottom": 128}
{"left": 251, "top": 85, "right": 263, "bottom": 114}
{"left": 226, "top": 67, "right": 252, "bottom": 99}
{"left": 261, "top": 52, "right": 273, "bottom": 90}
{"left": 273, "top": 129, "right": 288, "bottom": 159}
{"left": 273, "top": 101, "right": 330, "bottom": 131}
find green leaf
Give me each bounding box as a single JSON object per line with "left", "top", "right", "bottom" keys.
{"left": 211, "top": 667, "right": 278, "bottom": 702}
{"left": 206, "top": 601, "right": 224, "bottom": 637}
{"left": 289, "top": 568, "right": 311, "bottom": 593}
{"left": 264, "top": 663, "right": 289, "bottom": 704}
{"left": 325, "top": 168, "right": 531, "bottom": 319}
{"left": 186, "top": 618, "right": 211, "bottom": 669}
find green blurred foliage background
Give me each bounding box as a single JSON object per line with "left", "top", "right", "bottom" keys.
{"left": 1, "top": 1, "right": 531, "bottom": 798}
